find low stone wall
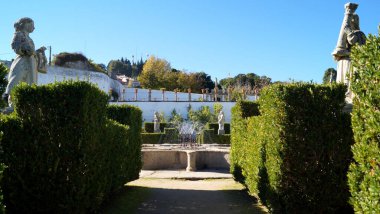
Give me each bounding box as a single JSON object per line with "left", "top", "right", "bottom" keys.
{"left": 142, "top": 146, "right": 230, "bottom": 170}
{"left": 142, "top": 150, "right": 187, "bottom": 170}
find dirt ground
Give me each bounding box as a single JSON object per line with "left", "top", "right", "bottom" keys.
{"left": 126, "top": 178, "right": 268, "bottom": 214}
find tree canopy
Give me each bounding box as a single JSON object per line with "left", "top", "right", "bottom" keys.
{"left": 137, "top": 56, "right": 216, "bottom": 92}
{"left": 322, "top": 68, "right": 337, "bottom": 84}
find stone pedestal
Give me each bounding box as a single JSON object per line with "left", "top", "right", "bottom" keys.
{"left": 186, "top": 151, "right": 197, "bottom": 172}
{"left": 336, "top": 59, "right": 351, "bottom": 84}
{"left": 336, "top": 59, "right": 354, "bottom": 103}
{"left": 218, "top": 129, "right": 225, "bottom": 135}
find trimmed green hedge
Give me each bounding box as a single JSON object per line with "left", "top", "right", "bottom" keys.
{"left": 107, "top": 104, "right": 142, "bottom": 181}
{"left": 163, "top": 128, "right": 179, "bottom": 144}
{"left": 230, "top": 100, "right": 261, "bottom": 186}
{"left": 348, "top": 30, "right": 380, "bottom": 213}
{"left": 0, "top": 81, "right": 141, "bottom": 213}
{"left": 200, "top": 129, "right": 230, "bottom": 144}
{"left": 0, "top": 162, "right": 4, "bottom": 214}
{"left": 144, "top": 122, "right": 168, "bottom": 133}
{"left": 141, "top": 133, "right": 164, "bottom": 144}
{"left": 231, "top": 84, "right": 354, "bottom": 213}
{"left": 206, "top": 123, "right": 230, "bottom": 135}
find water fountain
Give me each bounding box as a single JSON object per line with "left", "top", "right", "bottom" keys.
{"left": 142, "top": 121, "right": 230, "bottom": 172}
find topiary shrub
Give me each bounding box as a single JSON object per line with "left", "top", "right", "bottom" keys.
{"left": 0, "top": 161, "right": 4, "bottom": 214}
{"left": 0, "top": 63, "right": 8, "bottom": 108}
{"left": 144, "top": 122, "right": 168, "bottom": 133}
{"left": 205, "top": 123, "right": 230, "bottom": 135}
{"left": 0, "top": 81, "right": 140, "bottom": 213}
{"left": 163, "top": 128, "right": 179, "bottom": 144}
{"left": 200, "top": 129, "right": 230, "bottom": 144}
{"left": 257, "top": 83, "right": 354, "bottom": 213}
{"left": 348, "top": 29, "right": 380, "bottom": 213}
{"left": 106, "top": 104, "right": 142, "bottom": 181}
{"left": 141, "top": 133, "right": 164, "bottom": 144}
{"left": 230, "top": 100, "right": 261, "bottom": 190}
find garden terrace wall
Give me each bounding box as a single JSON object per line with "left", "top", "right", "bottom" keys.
{"left": 348, "top": 31, "right": 380, "bottom": 213}
{"left": 0, "top": 81, "right": 141, "bottom": 213}
{"left": 231, "top": 85, "right": 354, "bottom": 213}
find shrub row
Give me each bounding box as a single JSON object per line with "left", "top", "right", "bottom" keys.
{"left": 141, "top": 128, "right": 230, "bottom": 144}
{"left": 231, "top": 84, "right": 354, "bottom": 213}
{"left": 0, "top": 163, "right": 4, "bottom": 214}
{"left": 141, "top": 133, "right": 164, "bottom": 144}
{"left": 107, "top": 104, "right": 143, "bottom": 181}
{"left": 144, "top": 122, "right": 168, "bottom": 133}
{"left": 348, "top": 30, "right": 380, "bottom": 213}
{"left": 200, "top": 129, "right": 230, "bottom": 144}
{"left": 0, "top": 81, "right": 142, "bottom": 213}
{"left": 205, "top": 123, "right": 230, "bottom": 135}
{"left": 230, "top": 100, "right": 261, "bottom": 184}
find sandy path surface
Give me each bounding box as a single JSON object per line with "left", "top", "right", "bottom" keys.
{"left": 129, "top": 178, "right": 267, "bottom": 214}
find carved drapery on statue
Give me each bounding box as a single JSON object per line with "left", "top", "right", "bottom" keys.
{"left": 3, "top": 17, "right": 47, "bottom": 109}
{"left": 332, "top": 3, "right": 366, "bottom": 103}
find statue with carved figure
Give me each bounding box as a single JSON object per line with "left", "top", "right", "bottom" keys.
{"left": 332, "top": 3, "right": 366, "bottom": 103}
{"left": 154, "top": 111, "right": 161, "bottom": 133}
{"left": 218, "top": 110, "right": 225, "bottom": 135}
{"left": 2, "top": 17, "right": 47, "bottom": 111}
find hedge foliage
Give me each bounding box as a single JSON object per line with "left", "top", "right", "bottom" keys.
{"left": 348, "top": 30, "right": 380, "bottom": 213}
{"left": 231, "top": 84, "right": 354, "bottom": 213}
{"left": 0, "top": 63, "right": 7, "bottom": 108}
{"left": 0, "top": 163, "right": 4, "bottom": 214}
{"left": 141, "top": 133, "right": 164, "bottom": 144}
{"left": 230, "top": 100, "right": 261, "bottom": 186}
{"left": 200, "top": 129, "right": 230, "bottom": 144}
{"left": 106, "top": 104, "right": 143, "bottom": 182}
{"left": 0, "top": 81, "right": 142, "bottom": 213}
{"left": 206, "top": 123, "right": 231, "bottom": 135}
{"left": 144, "top": 122, "right": 168, "bottom": 133}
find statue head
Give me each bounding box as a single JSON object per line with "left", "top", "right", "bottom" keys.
{"left": 14, "top": 17, "right": 34, "bottom": 33}
{"left": 344, "top": 3, "right": 358, "bottom": 15}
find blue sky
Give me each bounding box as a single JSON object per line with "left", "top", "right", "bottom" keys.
{"left": 1, "top": 0, "right": 379, "bottom": 83}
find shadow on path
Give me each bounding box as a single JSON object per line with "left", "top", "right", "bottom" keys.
{"left": 102, "top": 179, "right": 267, "bottom": 214}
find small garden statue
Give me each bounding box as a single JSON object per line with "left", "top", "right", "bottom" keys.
{"left": 2, "top": 17, "right": 45, "bottom": 108}
{"left": 218, "top": 110, "right": 225, "bottom": 135}
{"left": 36, "top": 46, "right": 47, "bottom": 73}
{"left": 154, "top": 111, "right": 160, "bottom": 133}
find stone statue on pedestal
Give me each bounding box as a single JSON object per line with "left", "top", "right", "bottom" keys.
{"left": 332, "top": 3, "right": 366, "bottom": 103}
{"left": 154, "top": 111, "right": 161, "bottom": 133}
{"left": 36, "top": 46, "right": 47, "bottom": 73}
{"left": 2, "top": 17, "right": 46, "bottom": 108}
{"left": 218, "top": 110, "right": 225, "bottom": 135}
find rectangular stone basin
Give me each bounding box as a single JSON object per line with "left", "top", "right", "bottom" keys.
{"left": 142, "top": 148, "right": 230, "bottom": 171}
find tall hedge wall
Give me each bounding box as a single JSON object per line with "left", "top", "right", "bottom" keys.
{"left": 231, "top": 85, "right": 354, "bottom": 213}
{"left": 107, "top": 104, "right": 143, "bottom": 181}
{"left": 230, "top": 101, "right": 260, "bottom": 184}
{"left": 348, "top": 30, "right": 380, "bottom": 213}
{"left": 0, "top": 81, "right": 141, "bottom": 213}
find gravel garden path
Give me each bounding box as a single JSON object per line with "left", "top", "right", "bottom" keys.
{"left": 103, "top": 170, "right": 267, "bottom": 214}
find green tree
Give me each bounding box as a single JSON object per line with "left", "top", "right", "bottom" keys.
{"left": 194, "top": 72, "right": 214, "bottom": 90}
{"left": 322, "top": 68, "right": 337, "bottom": 84}
{"left": 138, "top": 56, "right": 171, "bottom": 89}
{"left": 107, "top": 60, "right": 132, "bottom": 78}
